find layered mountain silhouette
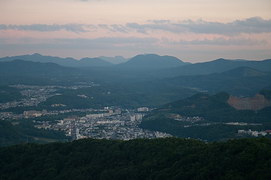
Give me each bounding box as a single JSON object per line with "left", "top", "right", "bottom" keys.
{"left": 1, "top": 53, "right": 271, "bottom": 73}
{"left": 160, "top": 58, "right": 271, "bottom": 77}
{"left": 0, "top": 53, "right": 112, "bottom": 67}
{"left": 1, "top": 54, "right": 271, "bottom": 97}
{"left": 0, "top": 53, "right": 187, "bottom": 69}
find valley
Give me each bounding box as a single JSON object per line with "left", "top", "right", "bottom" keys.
{"left": 0, "top": 54, "right": 271, "bottom": 145}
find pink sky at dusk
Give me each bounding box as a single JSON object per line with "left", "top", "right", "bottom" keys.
{"left": 0, "top": 0, "right": 271, "bottom": 62}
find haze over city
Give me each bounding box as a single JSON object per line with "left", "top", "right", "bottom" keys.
{"left": 1, "top": 0, "right": 271, "bottom": 62}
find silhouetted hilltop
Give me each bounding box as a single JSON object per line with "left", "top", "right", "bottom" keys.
{"left": 118, "top": 54, "right": 186, "bottom": 69}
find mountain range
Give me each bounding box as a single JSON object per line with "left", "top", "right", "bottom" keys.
{"left": 0, "top": 53, "right": 186, "bottom": 69}
{"left": 156, "top": 58, "right": 271, "bottom": 78}
{"left": 1, "top": 53, "right": 270, "bottom": 73}
{"left": 0, "top": 53, "right": 113, "bottom": 67}
{"left": 0, "top": 53, "right": 271, "bottom": 100}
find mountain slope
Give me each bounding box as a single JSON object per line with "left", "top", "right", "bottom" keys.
{"left": 161, "top": 58, "right": 271, "bottom": 77}
{"left": 162, "top": 66, "right": 271, "bottom": 96}
{"left": 140, "top": 91, "right": 271, "bottom": 141}
{"left": 0, "top": 60, "right": 71, "bottom": 74}
{"left": 0, "top": 120, "right": 67, "bottom": 147}
{"left": 0, "top": 53, "right": 78, "bottom": 66}
{"left": 0, "top": 60, "right": 83, "bottom": 85}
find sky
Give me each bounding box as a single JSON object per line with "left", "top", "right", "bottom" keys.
{"left": 0, "top": 0, "right": 271, "bottom": 62}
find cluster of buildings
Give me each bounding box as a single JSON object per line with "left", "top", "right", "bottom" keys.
{"left": 4, "top": 84, "right": 270, "bottom": 141}
{"left": 171, "top": 114, "right": 204, "bottom": 122}
{"left": 238, "top": 129, "right": 271, "bottom": 137}
{"left": 35, "top": 108, "right": 171, "bottom": 140}
{"left": 0, "top": 84, "right": 96, "bottom": 110}
{"left": 0, "top": 112, "right": 23, "bottom": 120}
{"left": 0, "top": 85, "right": 57, "bottom": 110}
{"left": 225, "top": 122, "right": 262, "bottom": 126}
{"left": 0, "top": 83, "right": 99, "bottom": 121}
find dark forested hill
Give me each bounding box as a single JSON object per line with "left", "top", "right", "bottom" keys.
{"left": 140, "top": 91, "right": 271, "bottom": 141}
{"left": 0, "top": 86, "right": 23, "bottom": 103}
{"left": 0, "top": 60, "right": 82, "bottom": 85}
{"left": 0, "top": 120, "right": 67, "bottom": 147}
{"left": 161, "top": 66, "right": 271, "bottom": 96}
{"left": 0, "top": 138, "right": 271, "bottom": 180}
{"left": 0, "top": 60, "right": 71, "bottom": 75}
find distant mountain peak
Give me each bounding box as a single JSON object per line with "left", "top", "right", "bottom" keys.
{"left": 133, "top": 54, "right": 180, "bottom": 60}
{"left": 215, "top": 58, "right": 226, "bottom": 61}
{"left": 31, "top": 53, "right": 42, "bottom": 56}
{"left": 119, "top": 54, "right": 186, "bottom": 69}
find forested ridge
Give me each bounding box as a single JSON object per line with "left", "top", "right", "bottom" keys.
{"left": 140, "top": 91, "right": 271, "bottom": 141}
{"left": 0, "top": 138, "right": 271, "bottom": 180}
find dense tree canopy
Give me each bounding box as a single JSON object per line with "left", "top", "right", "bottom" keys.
{"left": 0, "top": 138, "right": 271, "bottom": 180}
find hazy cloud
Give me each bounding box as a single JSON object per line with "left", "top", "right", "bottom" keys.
{"left": 57, "top": 37, "right": 158, "bottom": 48}
{"left": 177, "top": 38, "right": 267, "bottom": 46}
{"left": 1, "top": 17, "right": 270, "bottom": 35}
{"left": 180, "top": 17, "right": 271, "bottom": 35}
{"left": 0, "top": 37, "right": 158, "bottom": 50}
{"left": 1, "top": 36, "right": 270, "bottom": 62}
{"left": 147, "top": 20, "right": 171, "bottom": 24}
{"left": 126, "top": 17, "right": 271, "bottom": 35}
{"left": 0, "top": 24, "right": 90, "bottom": 33}
{"left": 1, "top": 36, "right": 263, "bottom": 50}
{"left": 79, "top": 0, "right": 102, "bottom": 1}
{"left": 98, "top": 24, "right": 128, "bottom": 33}
{"left": 108, "top": 17, "right": 271, "bottom": 35}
